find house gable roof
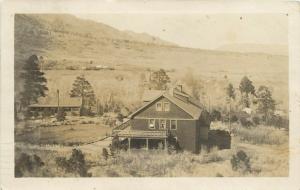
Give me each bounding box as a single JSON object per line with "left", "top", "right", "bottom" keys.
{"left": 142, "top": 90, "right": 165, "bottom": 102}
{"left": 129, "top": 92, "right": 203, "bottom": 119}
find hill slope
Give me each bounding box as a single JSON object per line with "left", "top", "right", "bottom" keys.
{"left": 217, "top": 43, "right": 288, "bottom": 56}
{"left": 15, "top": 14, "right": 287, "bottom": 72}
{"left": 14, "top": 14, "right": 289, "bottom": 110}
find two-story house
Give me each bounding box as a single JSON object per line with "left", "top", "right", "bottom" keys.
{"left": 113, "top": 85, "right": 211, "bottom": 153}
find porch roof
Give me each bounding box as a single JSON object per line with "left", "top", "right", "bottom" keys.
{"left": 113, "top": 130, "right": 167, "bottom": 139}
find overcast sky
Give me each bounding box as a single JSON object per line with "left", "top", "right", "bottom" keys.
{"left": 76, "top": 13, "right": 288, "bottom": 50}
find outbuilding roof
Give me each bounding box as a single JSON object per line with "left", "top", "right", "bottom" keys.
{"left": 29, "top": 96, "right": 81, "bottom": 108}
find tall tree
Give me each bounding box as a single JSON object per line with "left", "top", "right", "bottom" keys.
{"left": 226, "top": 83, "right": 235, "bottom": 100}
{"left": 239, "top": 76, "right": 255, "bottom": 95}
{"left": 70, "top": 75, "right": 96, "bottom": 113}
{"left": 256, "top": 86, "right": 275, "bottom": 122}
{"left": 150, "top": 69, "right": 170, "bottom": 90}
{"left": 20, "top": 55, "right": 48, "bottom": 107}
{"left": 239, "top": 76, "right": 255, "bottom": 108}
{"left": 182, "top": 70, "right": 203, "bottom": 101}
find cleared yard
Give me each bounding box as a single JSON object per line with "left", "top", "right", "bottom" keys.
{"left": 15, "top": 123, "right": 112, "bottom": 145}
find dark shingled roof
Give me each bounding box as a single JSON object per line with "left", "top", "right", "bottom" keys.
{"left": 129, "top": 90, "right": 204, "bottom": 119}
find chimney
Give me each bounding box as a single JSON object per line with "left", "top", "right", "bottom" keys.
{"left": 173, "top": 84, "right": 189, "bottom": 103}
{"left": 177, "top": 84, "right": 183, "bottom": 92}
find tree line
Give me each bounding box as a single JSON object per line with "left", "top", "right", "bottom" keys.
{"left": 19, "top": 54, "right": 279, "bottom": 126}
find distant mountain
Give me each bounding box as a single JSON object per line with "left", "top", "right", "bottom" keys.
{"left": 217, "top": 43, "right": 288, "bottom": 56}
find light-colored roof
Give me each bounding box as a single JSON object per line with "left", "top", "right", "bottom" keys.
{"left": 29, "top": 96, "right": 81, "bottom": 108}
{"left": 130, "top": 91, "right": 204, "bottom": 119}
{"left": 142, "top": 90, "right": 165, "bottom": 102}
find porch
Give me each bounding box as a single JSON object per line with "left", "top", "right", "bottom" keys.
{"left": 113, "top": 130, "right": 168, "bottom": 150}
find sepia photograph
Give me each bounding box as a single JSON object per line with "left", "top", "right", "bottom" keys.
{"left": 12, "top": 12, "right": 290, "bottom": 177}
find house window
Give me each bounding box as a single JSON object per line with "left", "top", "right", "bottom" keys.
{"left": 170, "top": 120, "right": 177, "bottom": 130}
{"left": 163, "top": 102, "right": 170, "bottom": 111}
{"left": 156, "top": 102, "right": 162, "bottom": 111}
{"left": 148, "top": 119, "right": 156, "bottom": 129}
{"left": 159, "top": 119, "right": 167, "bottom": 129}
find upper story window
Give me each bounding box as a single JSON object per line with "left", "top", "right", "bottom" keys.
{"left": 156, "top": 102, "right": 162, "bottom": 111}
{"left": 148, "top": 119, "right": 156, "bottom": 129}
{"left": 163, "top": 102, "right": 170, "bottom": 112}
{"left": 156, "top": 101, "right": 170, "bottom": 112}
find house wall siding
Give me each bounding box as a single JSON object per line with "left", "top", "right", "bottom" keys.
{"left": 177, "top": 120, "right": 198, "bottom": 153}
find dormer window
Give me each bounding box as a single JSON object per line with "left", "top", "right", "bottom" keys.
{"left": 156, "top": 102, "right": 162, "bottom": 111}
{"left": 156, "top": 101, "right": 170, "bottom": 112}
{"left": 163, "top": 102, "right": 170, "bottom": 111}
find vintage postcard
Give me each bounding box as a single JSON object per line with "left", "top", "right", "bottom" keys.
{"left": 1, "top": 0, "right": 300, "bottom": 190}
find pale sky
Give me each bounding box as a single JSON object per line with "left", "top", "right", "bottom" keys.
{"left": 76, "top": 13, "right": 288, "bottom": 50}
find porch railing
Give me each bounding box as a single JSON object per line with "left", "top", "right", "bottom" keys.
{"left": 113, "top": 130, "right": 167, "bottom": 138}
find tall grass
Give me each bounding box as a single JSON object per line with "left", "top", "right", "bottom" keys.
{"left": 90, "top": 148, "right": 237, "bottom": 177}
{"left": 232, "top": 124, "right": 288, "bottom": 145}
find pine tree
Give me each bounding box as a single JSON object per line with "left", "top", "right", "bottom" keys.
{"left": 20, "top": 55, "right": 48, "bottom": 108}
{"left": 256, "top": 86, "right": 275, "bottom": 123}
{"left": 70, "top": 75, "right": 95, "bottom": 115}
{"left": 239, "top": 76, "right": 255, "bottom": 108}
{"left": 239, "top": 76, "right": 255, "bottom": 96}
{"left": 226, "top": 83, "right": 235, "bottom": 100}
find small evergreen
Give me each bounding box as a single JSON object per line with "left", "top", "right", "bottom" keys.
{"left": 70, "top": 75, "right": 96, "bottom": 116}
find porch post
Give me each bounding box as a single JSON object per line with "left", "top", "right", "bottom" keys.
{"left": 164, "top": 138, "right": 168, "bottom": 151}
{"left": 146, "top": 138, "right": 149, "bottom": 150}
{"left": 128, "top": 138, "right": 131, "bottom": 152}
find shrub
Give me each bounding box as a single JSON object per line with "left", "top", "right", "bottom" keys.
{"left": 102, "top": 148, "right": 109, "bottom": 160}
{"left": 111, "top": 135, "right": 120, "bottom": 151}
{"left": 210, "top": 109, "right": 222, "bottom": 121}
{"left": 24, "top": 110, "right": 33, "bottom": 120}
{"left": 80, "top": 107, "right": 93, "bottom": 116}
{"left": 42, "top": 109, "right": 52, "bottom": 118}
{"left": 216, "top": 172, "right": 223, "bottom": 177}
{"left": 106, "top": 169, "right": 120, "bottom": 177}
{"left": 15, "top": 153, "right": 44, "bottom": 177}
{"left": 167, "top": 134, "right": 182, "bottom": 153}
{"left": 56, "top": 108, "right": 66, "bottom": 121}
{"left": 239, "top": 115, "right": 253, "bottom": 127}
{"left": 55, "top": 149, "right": 91, "bottom": 177}
{"left": 252, "top": 116, "right": 260, "bottom": 125}
{"left": 268, "top": 115, "right": 289, "bottom": 129}
{"left": 230, "top": 150, "right": 251, "bottom": 173}
{"left": 116, "top": 113, "right": 124, "bottom": 122}
{"left": 230, "top": 114, "right": 239, "bottom": 123}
